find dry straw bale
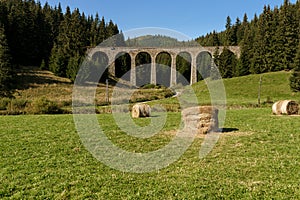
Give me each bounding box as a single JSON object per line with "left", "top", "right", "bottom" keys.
{"left": 272, "top": 100, "right": 299, "bottom": 115}
{"left": 131, "top": 103, "right": 151, "bottom": 118}
{"left": 182, "top": 106, "right": 219, "bottom": 134}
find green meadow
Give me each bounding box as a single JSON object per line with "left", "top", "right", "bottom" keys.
{"left": 1, "top": 109, "right": 300, "bottom": 199}
{"left": 1, "top": 71, "right": 300, "bottom": 199}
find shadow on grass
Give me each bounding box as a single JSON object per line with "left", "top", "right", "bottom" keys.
{"left": 221, "top": 128, "right": 239, "bottom": 133}
{"left": 13, "top": 67, "right": 72, "bottom": 90}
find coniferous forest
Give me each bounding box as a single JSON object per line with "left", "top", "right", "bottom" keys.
{"left": 197, "top": 0, "right": 300, "bottom": 91}
{"left": 0, "top": 0, "right": 120, "bottom": 96}
{"left": 1, "top": 0, "right": 300, "bottom": 96}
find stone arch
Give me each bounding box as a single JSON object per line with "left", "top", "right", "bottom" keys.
{"left": 156, "top": 51, "right": 172, "bottom": 87}
{"left": 90, "top": 51, "right": 109, "bottom": 82}
{"left": 176, "top": 52, "right": 192, "bottom": 85}
{"left": 91, "top": 51, "right": 109, "bottom": 65}
{"left": 115, "top": 52, "right": 131, "bottom": 81}
{"left": 135, "top": 52, "right": 152, "bottom": 86}
{"left": 196, "top": 51, "right": 213, "bottom": 80}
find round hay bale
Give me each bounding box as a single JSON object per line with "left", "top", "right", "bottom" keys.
{"left": 272, "top": 100, "right": 299, "bottom": 115}
{"left": 182, "top": 106, "right": 219, "bottom": 134}
{"left": 132, "top": 103, "right": 151, "bottom": 118}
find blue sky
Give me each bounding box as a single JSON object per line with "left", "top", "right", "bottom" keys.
{"left": 39, "top": 0, "right": 297, "bottom": 39}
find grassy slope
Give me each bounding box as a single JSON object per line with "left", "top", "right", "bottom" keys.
{"left": 9, "top": 68, "right": 300, "bottom": 111}
{"left": 13, "top": 66, "right": 73, "bottom": 103}
{"left": 11, "top": 67, "right": 174, "bottom": 110}
{"left": 193, "top": 71, "right": 300, "bottom": 106}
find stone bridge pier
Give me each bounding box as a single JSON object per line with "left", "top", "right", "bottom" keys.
{"left": 89, "top": 46, "right": 240, "bottom": 86}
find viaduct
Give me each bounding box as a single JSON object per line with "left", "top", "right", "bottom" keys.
{"left": 89, "top": 46, "right": 240, "bottom": 86}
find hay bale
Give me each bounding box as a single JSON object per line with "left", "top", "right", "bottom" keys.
{"left": 182, "top": 106, "right": 219, "bottom": 134}
{"left": 132, "top": 103, "right": 151, "bottom": 118}
{"left": 272, "top": 100, "right": 299, "bottom": 115}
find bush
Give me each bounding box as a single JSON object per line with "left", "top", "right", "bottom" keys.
{"left": 27, "top": 97, "right": 63, "bottom": 114}
{"left": 141, "top": 84, "right": 156, "bottom": 89}
{"left": 0, "top": 98, "right": 10, "bottom": 110}
{"left": 7, "top": 99, "right": 28, "bottom": 113}
{"left": 164, "top": 90, "right": 176, "bottom": 98}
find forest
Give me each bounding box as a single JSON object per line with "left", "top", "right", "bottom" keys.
{"left": 0, "top": 0, "right": 120, "bottom": 96}
{"left": 197, "top": 0, "right": 300, "bottom": 90}
{"left": 0, "top": 0, "right": 300, "bottom": 97}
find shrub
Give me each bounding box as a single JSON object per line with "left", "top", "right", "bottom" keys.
{"left": 0, "top": 98, "right": 10, "bottom": 110}
{"left": 27, "top": 97, "right": 63, "bottom": 114}
{"left": 7, "top": 99, "right": 28, "bottom": 113}
{"left": 141, "top": 84, "right": 156, "bottom": 89}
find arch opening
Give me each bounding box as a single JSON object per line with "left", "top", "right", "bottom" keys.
{"left": 176, "top": 52, "right": 191, "bottom": 86}
{"left": 115, "top": 52, "right": 131, "bottom": 81}
{"left": 196, "top": 51, "right": 212, "bottom": 81}
{"left": 135, "top": 52, "right": 151, "bottom": 87}
{"left": 156, "top": 52, "right": 171, "bottom": 87}
{"left": 89, "top": 51, "right": 109, "bottom": 83}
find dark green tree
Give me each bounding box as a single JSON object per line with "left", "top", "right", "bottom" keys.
{"left": 290, "top": 41, "right": 300, "bottom": 91}
{"left": 49, "top": 43, "right": 68, "bottom": 77}
{"left": 0, "top": 25, "right": 12, "bottom": 97}
{"left": 217, "top": 48, "right": 237, "bottom": 78}
{"left": 275, "top": 0, "right": 298, "bottom": 70}
{"left": 238, "top": 24, "right": 252, "bottom": 76}
{"left": 66, "top": 52, "right": 82, "bottom": 82}
{"left": 49, "top": 7, "right": 87, "bottom": 78}
{"left": 225, "top": 16, "right": 237, "bottom": 45}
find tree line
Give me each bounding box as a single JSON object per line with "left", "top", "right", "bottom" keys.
{"left": 196, "top": 0, "right": 300, "bottom": 91}
{"left": 0, "top": 0, "right": 120, "bottom": 96}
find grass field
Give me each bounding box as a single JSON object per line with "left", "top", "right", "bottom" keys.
{"left": 192, "top": 71, "right": 300, "bottom": 105}
{"left": 1, "top": 69, "right": 300, "bottom": 198}
{"left": 1, "top": 108, "right": 300, "bottom": 199}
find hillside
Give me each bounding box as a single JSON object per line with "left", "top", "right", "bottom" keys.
{"left": 13, "top": 67, "right": 73, "bottom": 103}
{"left": 193, "top": 71, "right": 300, "bottom": 106}
{"left": 155, "top": 71, "right": 300, "bottom": 108}
{"left": 1, "top": 67, "right": 299, "bottom": 114}
{"left": 1, "top": 67, "right": 175, "bottom": 114}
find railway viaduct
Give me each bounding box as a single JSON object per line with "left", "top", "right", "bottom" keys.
{"left": 88, "top": 46, "right": 240, "bottom": 86}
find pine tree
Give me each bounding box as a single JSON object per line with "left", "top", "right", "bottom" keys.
{"left": 225, "top": 16, "right": 233, "bottom": 45}
{"left": 276, "top": 0, "right": 298, "bottom": 70}
{"left": 290, "top": 41, "right": 300, "bottom": 91}
{"left": 211, "top": 31, "right": 220, "bottom": 46}
{"left": 89, "top": 13, "right": 99, "bottom": 46}
{"left": 238, "top": 24, "right": 252, "bottom": 76}
{"left": 99, "top": 17, "right": 106, "bottom": 43}
{"left": 49, "top": 7, "right": 87, "bottom": 78}
{"left": 217, "top": 48, "right": 237, "bottom": 78}
{"left": 0, "top": 25, "right": 12, "bottom": 97}
{"left": 211, "top": 47, "right": 221, "bottom": 80}
{"left": 66, "top": 52, "right": 82, "bottom": 82}
{"left": 49, "top": 44, "right": 68, "bottom": 76}
{"left": 235, "top": 17, "right": 243, "bottom": 44}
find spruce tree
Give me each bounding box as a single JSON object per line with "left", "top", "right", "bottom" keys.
{"left": 225, "top": 16, "right": 233, "bottom": 45}
{"left": 290, "top": 41, "right": 300, "bottom": 91}
{"left": 238, "top": 23, "right": 252, "bottom": 76}
{"left": 217, "top": 48, "right": 237, "bottom": 78}
{"left": 66, "top": 52, "right": 82, "bottom": 82}
{"left": 276, "top": 0, "right": 298, "bottom": 70}
{"left": 0, "top": 25, "right": 12, "bottom": 97}
{"left": 49, "top": 43, "right": 68, "bottom": 77}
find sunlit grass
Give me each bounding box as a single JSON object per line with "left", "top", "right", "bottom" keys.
{"left": 1, "top": 108, "right": 300, "bottom": 199}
